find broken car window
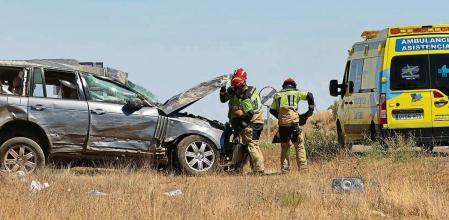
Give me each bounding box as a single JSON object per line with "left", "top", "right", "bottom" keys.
{"left": 31, "top": 68, "right": 45, "bottom": 97}
{"left": 127, "top": 80, "right": 160, "bottom": 105}
{"left": 83, "top": 73, "right": 138, "bottom": 104}
{"left": 43, "top": 70, "right": 80, "bottom": 100}
{"left": 0, "top": 67, "right": 25, "bottom": 96}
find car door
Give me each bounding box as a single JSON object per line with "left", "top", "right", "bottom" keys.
{"left": 81, "top": 73, "right": 159, "bottom": 152}
{"left": 28, "top": 67, "right": 89, "bottom": 153}
{"left": 429, "top": 53, "right": 449, "bottom": 138}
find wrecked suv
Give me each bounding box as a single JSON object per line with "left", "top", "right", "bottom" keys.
{"left": 0, "top": 59, "right": 230, "bottom": 175}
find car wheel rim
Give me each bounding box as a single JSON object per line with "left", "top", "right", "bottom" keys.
{"left": 184, "top": 141, "right": 215, "bottom": 172}
{"left": 3, "top": 144, "right": 37, "bottom": 173}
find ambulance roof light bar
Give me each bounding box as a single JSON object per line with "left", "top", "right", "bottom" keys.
{"left": 361, "top": 31, "right": 379, "bottom": 40}
{"left": 389, "top": 25, "right": 449, "bottom": 36}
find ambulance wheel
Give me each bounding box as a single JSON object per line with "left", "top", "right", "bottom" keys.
{"left": 337, "top": 122, "right": 346, "bottom": 149}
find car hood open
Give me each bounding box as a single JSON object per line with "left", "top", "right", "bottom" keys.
{"left": 160, "top": 74, "right": 230, "bottom": 115}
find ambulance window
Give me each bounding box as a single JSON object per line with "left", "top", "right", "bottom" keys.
{"left": 343, "top": 61, "right": 351, "bottom": 83}
{"left": 361, "top": 57, "right": 378, "bottom": 91}
{"left": 430, "top": 54, "right": 449, "bottom": 95}
{"left": 390, "top": 55, "right": 429, "bottom": 91}
{"left": 348, "top": 59, "right": 364, "bottom": 93}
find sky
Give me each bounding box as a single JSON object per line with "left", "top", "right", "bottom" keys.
{"left": 1, "top": 0, "right": 448, "bottom": 121}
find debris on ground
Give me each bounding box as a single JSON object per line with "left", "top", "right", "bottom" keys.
{"left": 163, "top": 189, "right": 182, "bottom": 197}
{"left": 30, "top": 180, "right": 50, "bottom": 191}
{"left": 16, "top": 171, "right": 26, "bottom": 182}
{"left": 332, "top": 177, "right": 364, "bottom": 192}
{"left": 87, "top": 189, "right": 108, "bottom": 197}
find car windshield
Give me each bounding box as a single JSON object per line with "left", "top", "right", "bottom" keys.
{"left": 127, "top": 80, "right": 161, "bottom": 105}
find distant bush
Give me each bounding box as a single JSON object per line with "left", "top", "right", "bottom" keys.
{"left": 366, "top": 134, "right": 425, "bottom": 162}
{"left": 304, "top": 122, "right": 340, "bottom": 161}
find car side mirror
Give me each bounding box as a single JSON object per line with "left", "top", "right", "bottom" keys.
{"left": 329, "top": 80, "right": 348, "bottom": 97}
{"left": 60, "top": 80, "right": 77, "bottom": 89}
{"left": 122, "top": 98, "right": 144, "bottom": 115}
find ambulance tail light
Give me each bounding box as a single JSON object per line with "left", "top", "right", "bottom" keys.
{"left": 433, "top": 90, "right": 445, "bottom": 98}
{"left": 379, "top": 93, "right": 387, "bottom": 126}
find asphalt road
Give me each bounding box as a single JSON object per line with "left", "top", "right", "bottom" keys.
{"left": 351, "top": 145, "right": 449, "bottom": 154}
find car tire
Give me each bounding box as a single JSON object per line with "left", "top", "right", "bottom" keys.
{"left": 0, "top": 137, "right": 45, "bottom": 173}
{"left": 177, "top": 135, "right": 219, "bottom": 175}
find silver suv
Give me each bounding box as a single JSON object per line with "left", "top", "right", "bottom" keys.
{"left": 0, "top": 59, "right": 230, "bottom": 175}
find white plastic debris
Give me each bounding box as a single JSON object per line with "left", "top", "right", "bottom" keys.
{"left": 87, "top": 189, "right": 108, "bottom": 197}
{"left": 30, "top": 180, "right": 50, "bottom": 191}
{"left": 163, "top": 189, "right": 182, "bottom": 197}
{"left": 16, "top": 171, "right": 26, "bottom": 182}
{"left": 16, "top": 171, "right": 26, "bottom": 178}
{"left": 332, "top": 177, "right": 364, "bottom": 192}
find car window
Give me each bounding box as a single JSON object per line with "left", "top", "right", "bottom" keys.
{"left": 127, "top": 80, "right": 160, "bottom": 105}
{"left": 37, "top": 70, "right": 80, "bottom": 100}
{"left": 348, "top": 59, "right": 364, "bottom": 93}
{"left": 390, "top": 55, "right": 429, "bottom": 91}
{"left": 83, "top": 73, "right": 138, "bottom": 104}
{"left": 31, "top": 68, "right": 45, "bottom": 97}
{"left": 0, "top": 67, "right": 26, "bottom": 96}
{"left": 430, "top": 54, "right": 449, "bottom": 95}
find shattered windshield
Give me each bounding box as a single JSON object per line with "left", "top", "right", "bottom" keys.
{"left": 84, "top": 73, "right": 139, "bottom": 104}
{"left": 127, "top": 81, "right": 160, "bottom": 105}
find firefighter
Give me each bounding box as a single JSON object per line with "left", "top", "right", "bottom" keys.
{"left": 220, "top": 68, "right": 250, "bottom": 173}
{"left": 229, "top": 76, "right": 265, "bottom": 174}
{"left": 270, "top": 78, "right": 315, "bottom": 173}
{"left": 220, "top": 68, "right": 247, "bottom": 121}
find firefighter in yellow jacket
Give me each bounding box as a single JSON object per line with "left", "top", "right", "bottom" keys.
{"left": 229, "top": 76, "right": 265, "bottom": 174}
{"left": 270, "top": 78, "right": 315, "bottom": 173}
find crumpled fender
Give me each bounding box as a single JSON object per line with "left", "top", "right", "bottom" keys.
{"left": 163, "top": 117, "right": 224, "bottom": 150}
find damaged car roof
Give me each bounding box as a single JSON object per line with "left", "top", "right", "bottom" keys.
{"left": 0, "top": 59, "right": 128, "bottom": 84}
{"left": 0, "top": 59, "right": 231, "bottom": 115}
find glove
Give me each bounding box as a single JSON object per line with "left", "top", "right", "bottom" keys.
{"left": 298, "top": 113, "right": 308, "bottom": 126}
{"left": 220, "top": 86, "right": 226, "bottom": 93}
{"left": 226, "top": 87, "right": 235, "bottom": 96}
{"left": 306, "top": 107, "right": 314, "bottom": 117}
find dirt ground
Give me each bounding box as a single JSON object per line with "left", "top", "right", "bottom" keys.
{"left": 1, "top": 147, "right": 449, "bottom": 220}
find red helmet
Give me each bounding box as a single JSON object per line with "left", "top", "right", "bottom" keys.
{"left": 282, "top": 77, "right": 297, "bottom": 89}
{"left": 231, "top": 77, "right": 246, "bottom": 88}
{"left": 233, "top": 68, "right": 247, "bottom": 81}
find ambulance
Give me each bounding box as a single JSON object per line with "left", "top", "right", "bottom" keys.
{"left": 329, "top": 24, "right": 449, "bottom": 147}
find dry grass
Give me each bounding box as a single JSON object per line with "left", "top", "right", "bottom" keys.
{"left": 1, "top": 111, "right": 449, "bottom": 219}
{"left": 1, "top": 149, "right": 449, "bottom": 219}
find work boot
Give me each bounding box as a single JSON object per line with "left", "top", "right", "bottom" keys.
{"left": 298, "top": 165, "right": 309, "bottom": 173}
{"left": 281, "top": 167, "right": 290, "bottom": 174}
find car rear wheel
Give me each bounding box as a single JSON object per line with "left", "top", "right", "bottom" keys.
{"left": 177, "top": 135, "right": 219, "bottom": 175}
{"left": 0, "top": 137, "right": 45, "bottom": 173}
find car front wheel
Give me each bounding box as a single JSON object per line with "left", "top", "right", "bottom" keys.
{"left": 177, "top": 135, "right": 219, "bottom": 175}
{"left": 0, "top": 137, "right": 45, "bottom": 173}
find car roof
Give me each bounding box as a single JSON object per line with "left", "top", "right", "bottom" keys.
{"left": 0, "top": 59, "right": 128, "bottom": 84}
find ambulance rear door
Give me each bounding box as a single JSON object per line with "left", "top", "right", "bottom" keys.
{"left": 385, "top": 37, "right": 433, "bottom": 137}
